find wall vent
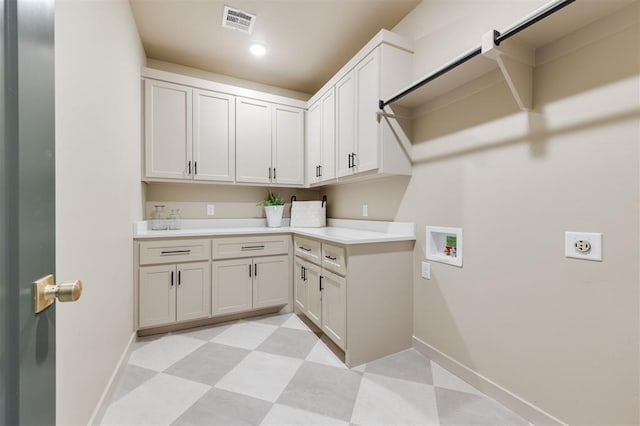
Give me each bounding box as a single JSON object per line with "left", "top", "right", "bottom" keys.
{"left": 221, "top": 6, "right": 256, "bottom": 34}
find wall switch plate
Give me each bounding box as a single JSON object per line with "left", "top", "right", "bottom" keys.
{"left": 362, "top": 204, "right": 368, "bottom": 217}
{"left": 421, "top": 261, "right": 431, "bottom": 279}
{"left": 207, "top": 204, "right": 215, "bottom": 216}
{"left": 565, "top": 231, "right": 602, "bottom": 261}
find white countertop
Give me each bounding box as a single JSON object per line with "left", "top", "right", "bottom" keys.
{"left": 134, "top": 218, "right": 415, "bottom": 245}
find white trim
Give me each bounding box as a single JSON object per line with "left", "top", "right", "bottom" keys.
{"left": 88, "top": 331, "right": 137, "bottom": 425}
{"left": 412, "top": 335, "right": 567, "bottom": 426}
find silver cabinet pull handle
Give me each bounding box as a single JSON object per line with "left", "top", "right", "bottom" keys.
{"left": 161, "top": 250, "right": 191, "bottom": 255}
{"left": 241, "top": 245, "right": 265, "bottom": 251}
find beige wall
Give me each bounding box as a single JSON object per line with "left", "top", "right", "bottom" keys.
{"left": 54, "top": 1, "right": 145, "bottom": 424}
{"left": 325, "top": 2, "right": 640, "bottom": 424}
{"left": 145, "top": 183, "right": 322, "bottom": 219}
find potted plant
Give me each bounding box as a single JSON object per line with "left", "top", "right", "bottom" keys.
{"left": 257, "top": 190, "right": 285, "bottom": 227}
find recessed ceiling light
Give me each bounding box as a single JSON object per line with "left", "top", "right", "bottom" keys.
{"left": 249, "top": 42, "right": 267, "bottom": 57}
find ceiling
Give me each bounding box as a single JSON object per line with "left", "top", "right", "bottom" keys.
{"left": 129, "top": 0, "right": 421, "bottom": 95}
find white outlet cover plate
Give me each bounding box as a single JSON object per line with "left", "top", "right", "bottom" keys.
{"left": 207, "top": 204, "right": 215, "bottom": 216}
{"left": 421, "top": 261, "right": 431, "bottom": 279}
{"left": 565, "top": 231, "right": 602, "bottom": 261}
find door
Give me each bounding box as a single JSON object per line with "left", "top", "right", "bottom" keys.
{"left": 235, "top": 97, "right": 272, "bottom": 184}
{"left": 306, "top": 100, "right": 322, "bottom": 185}
{"left": 272, "top": 105, "right": 304, "bottom": 185}
{"left": 253, "top": 255, "right": 289, "bottom": 309}
{"left": 176, "top": 261, "right": 211, "bottom": 322}
{"left": 144, "top": 79, "right": 192, "bottom": 179}
{"left": 294, "top": 258, "right": 308, "bottom": 312}
{"left": 320, "top": 88, "right": 336, "bottom": 182}
{"left": 336, "top": 70, "right": 355, "bottom": 177}
{"left": 2, "top": 0, "right": 57, "bottom": 423}
{"left": 212, "top": 258, "right": 253, "bottom": 315}
{"left": 305, "top": 262, "right": 323, "bottom": 328}
{"left": 321, "top": 271, "right": 347, "bottom": 351}
{"left": 193, "top": 89, "right": 235, "bottom": 182}
{"left": 355, "top": 50, "right": 380, "bottom": 174}
{"left": 139, "top": 265, "right": 176, "bottom": 328}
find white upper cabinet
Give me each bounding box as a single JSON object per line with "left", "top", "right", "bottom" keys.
{"left": 142, "top": 69, "right": 306, "bottom": 187}
{"left": 236, "top": 98, "right": 272, "bottom": 184}
{"left": 193, "top": 89, "right": 235, "bottom": 182}
{"left": 272, "top": 105, "right": 304, "bottom": 186}
{"left": 307, "top": 88, "right": 336, "bottom": 186}
{"left": 144, "top": 79, "right": 235, "bottom": 183}
{"left": 145, "top": 80, "right": 192, "bottom": 180}
{"left": 308, "top": 30, "right": 414, "bottom": 184}
{"left": 236, "top": 97, "right": 304, "bottom": 186}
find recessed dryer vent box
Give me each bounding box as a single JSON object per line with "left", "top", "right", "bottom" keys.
{"left": 426, "top": 226, "right": 463, "bottom": 267}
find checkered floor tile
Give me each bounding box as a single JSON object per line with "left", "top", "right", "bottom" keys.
{"left": 100, "top": 313, "right": 528, "bottom": 425}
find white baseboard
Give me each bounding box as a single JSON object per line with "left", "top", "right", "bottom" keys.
{"left": 88, "top": 331, "right": 137, "bottom": 425}
{"left": 412, "top": 335, "right": 566, "bottom": 426}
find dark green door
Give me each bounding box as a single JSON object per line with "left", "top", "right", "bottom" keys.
{"left": 1, "top": 0, "right": 56, "bottom": 424}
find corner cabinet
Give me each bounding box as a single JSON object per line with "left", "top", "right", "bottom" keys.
{"left": 236, "top": 97, "right": 304, "bottom": 186}
{"left": 144, "top": 79, "right": 235, "bottom": 183}
{"left": 305, "top": 30, "right": 414, "bottom": 185}
{"left": 294, "top": 235, "right": 413, "bottom": 367}
{"left": 336, "top": 45, "right": 413, "bottom": 179}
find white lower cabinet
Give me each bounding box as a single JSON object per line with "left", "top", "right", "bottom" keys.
{"left": 294, "top": 239, "right": 347, "bottom": 350}
{"left": 212, "top": 254, "right": 289, "bottom": 316}
{"left": 211, "top": 258, "right": 253, "bottom": 316}
{"left": 320, "top": 271, "right": 347, "bottom": 350}
{"left": 139, "top": 261, "right": 211, "bottom": 328}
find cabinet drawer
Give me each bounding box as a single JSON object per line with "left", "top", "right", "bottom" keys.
{"left": 212, "top": 235, "right": 289, "bottom": 259}
{"left": 322, "top": 242, "right": 347, "bottom": 276}
{"left": 294, "top": 236, "right": 321, "bottom": 264}
{"left": 139, "top": 239, "right": 210, "bottom": 265}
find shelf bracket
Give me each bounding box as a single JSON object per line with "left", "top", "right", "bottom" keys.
{"left": 481, "top": 30, "right": 534, "bottom": 111}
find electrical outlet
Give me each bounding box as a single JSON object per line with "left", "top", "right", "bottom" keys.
{"left": 362, "top": 204, "right": 368, "bottom": 217}
{"left": 565, "top": 232, "right": 602, "bottom": 261}
{"left": 207, "top": 204, "right": 215, "bottom": 216}
{"left": 421, "top": 261, "right": 431, "bottom": 279}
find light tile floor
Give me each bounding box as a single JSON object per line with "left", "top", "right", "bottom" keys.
{"left": 101, "top": 313, "right": 529, "bottom": 425}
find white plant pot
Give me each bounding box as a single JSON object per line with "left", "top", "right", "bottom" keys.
{"left": 264, "top": 205, "right": 284, "bottom": 228}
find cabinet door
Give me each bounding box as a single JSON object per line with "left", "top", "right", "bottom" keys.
{"left": 193, "top": 89, "right": 235, "bottom": 182}
{"left": 320, "top": 88, "right": 336, "bottom": 182}
{"left": 305, "top": 262, "right": 322, "bottom": 329}
{"left": 253, "top": 255, "right": 289, "bottom": 309}
{"left": 355, "top": 50, "right": 380, "bottom": 174}
{"left": 236, "top": 97, "right": 272, "bottom": 184}
{"left": 145, "top": 80, "right": 192, "bottom": 179}
{"left": 272, "top": 105, "right": 304, "bottom": 186}
{"left": 212, "top": 259, "right": 253, "bottom": 316}
{"left": 336, "top": 71, "right": 355, "bottom": 178}
{"left": 177, "top": 261, "right": 211, "bottom": 322}
{"left": 306, "top": 100, "right": 322, "bottom": 185}
{"left": 139, "top": 264, "right": 176, "bottom": 328}
{"left": 294, "top": 257, "right": 308, "bottom": 313}
{"left": 321, "top": 271, "right": 347, "bottom": 351}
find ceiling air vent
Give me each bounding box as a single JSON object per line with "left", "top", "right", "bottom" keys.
{"left": 221, "top": 6, "right": 256, "bottom": 34}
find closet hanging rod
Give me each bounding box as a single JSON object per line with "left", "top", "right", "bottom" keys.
{"left": 378, "top": 0, "right": 576, "bottom": 110}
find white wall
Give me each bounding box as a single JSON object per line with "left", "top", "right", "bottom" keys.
{"left": 54, "top": 1, "right": 145, "bottom": 424}
{"left": 325, "top": 2, "right": 640, "bottom": 424}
